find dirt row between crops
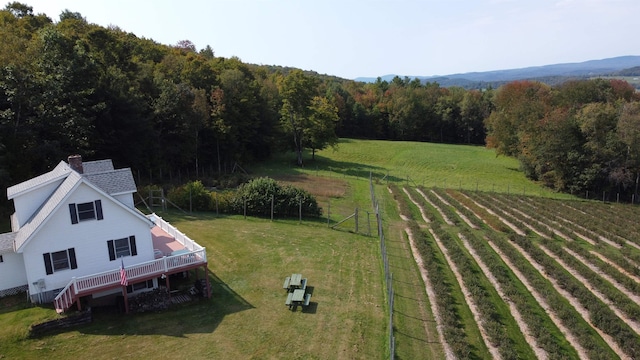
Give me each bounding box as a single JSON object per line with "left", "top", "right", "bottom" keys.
{"left": 404, "top": 227, "right": 455, "bottom": 360}
{"left": 404, "top": 187, "right": 500, "bottom": 358}
{"left": 559, "top": 202, "right": 640, "bottom": 250}
{"left": 456, "top": 192, "right": 526, "bottom": 236}
{"left": 430, "top": 190, "right": 478, "bottom": 229}
{"left": 485, "top": 240, "right": 589, "bottom": 359}
{"left": 590, "top": 250, "right": 640, "bottom": 284}
{"left": 401, "top": 188, "right": 430, "bottom": 223}
{"left": 462, "top": 191, "right": 633, "bottom": 359}
{"left": 490, "top": 195, "right": 579, "bottom": 243}
{"left": 426, "top": 227, "right": 502, "bottom": 359}
{"left": 415, "top": 188, "right": 454, "bottom": 225}
{"left": 458, "top": 233, "right": 548, "bottom": 359}
{"left": 539, "top": 245, "right": 640, "bottom": 333}
{"left": 512, "top": 242, "right": 630, "bottom": 359}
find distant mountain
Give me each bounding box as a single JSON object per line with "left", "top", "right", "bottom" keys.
{"left": 354, "top": 56, "right": 640, "bottom": 88}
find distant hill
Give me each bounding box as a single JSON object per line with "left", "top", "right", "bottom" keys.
{"left": 355, "top": 55, "right": 640, "bottom": 88}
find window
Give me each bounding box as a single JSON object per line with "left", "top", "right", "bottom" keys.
{"left": 43, "top": 248, "right": 77, "bottom": 275}
{"left": 69, "top": 200, "right": 103, "bottom": 224}
{"left": 126, "top": 279, "right": 154, "bottom": 294}
{"left": 0, "top": 254, "right": 3, "bottom": 263}
{"left": 107, "top": 236, "right": 137, "bottom": 261}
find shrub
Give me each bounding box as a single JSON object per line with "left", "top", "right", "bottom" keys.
{"left": 232, "top": 177, "right": 321, "bottom": 218}
{"left": 167, "top": 180, "right": 212, "bottom": 211}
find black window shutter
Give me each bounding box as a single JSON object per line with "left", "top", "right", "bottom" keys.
{"left": 68, "top": 248, "right": 77, "bottom": 269}
{"left": 43, "top": 253, "right": 53, "bottom": 275}
{"left": 107, "top": 240, "right": 115, "bottom": 261}
{"left": 69, "top": 204, "right": 78, "bottom": 224}
{"left": 126, "top": 285, "right": 132, "bottom": 293}
{"left": 129, "top": 236, "right": 137, "bottom": 256}
{"left": 95, "top": 200, "right": 103, "bottom": 220}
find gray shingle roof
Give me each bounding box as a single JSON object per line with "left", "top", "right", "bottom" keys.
{"left": 14, "top": 171, "right": 82, "bottom": 251}
{"left": 84, "top": 168, "right": 136, "bottom": 195}
{"left": 83, "top": 160, "right": 114, "bottom": 174}
{"left": 0, "top": 232, "right": 16, "bottom": 253}
{"left": 7, "top": 158, "right": 140, "bottom": 252}
{"left": 7, "top": 161, "right": 70, "bottom": 199}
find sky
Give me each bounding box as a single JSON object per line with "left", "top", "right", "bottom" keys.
{"left": 20, "top": 0, "right": 640, "bottom": 79}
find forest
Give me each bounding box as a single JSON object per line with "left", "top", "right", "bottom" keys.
{"left": 1, "top": 2, "right": 640, "bottom": 205}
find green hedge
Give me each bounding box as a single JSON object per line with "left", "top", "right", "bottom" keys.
{"left": 232, "top": 177, "right": 321, "bottom": 218}
{"left": 165, "top": 178, "right": 321, "bottom": 218}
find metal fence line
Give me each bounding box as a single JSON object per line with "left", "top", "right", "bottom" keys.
{"left": 371, "top": 172, "right": 395, "bottom": 360}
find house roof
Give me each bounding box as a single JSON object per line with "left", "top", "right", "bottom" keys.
{"left": 0, "top": 232, "right": 16, "bottom": 253}
{"left": 5, "top": 157, "right": 148, "bottom": 253}
{"left": 7, "top": 161, "right": 70, "bottom": 200}
{"left": 13, "top": 171, "right": 82, "bottom": 251}
{"left": 84, "top": 168, "right": 136, "bottom": 195}
{"left": 7, "top": 159, "right": 136, "bottom": 200}
{"left": 83, "top": 159, "right": 114, "bottom": 174}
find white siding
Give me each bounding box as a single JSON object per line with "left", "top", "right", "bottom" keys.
{"left": 0, "top": 252, "right": 27, "bottom": 290}
{"left": 22, "top": 183, "right": 153, "bottom": 294}
{"left": 113, "top": 193, "right": 135, "bottom": 208}
{"left": 12, "top": 179, "right": 64, "bottom": 228}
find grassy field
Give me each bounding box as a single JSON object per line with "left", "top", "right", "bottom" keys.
{"left": 0, "top": 139, "right": 572, "bottom": 359}
{"left": 263, "top": 139, "right": 573, "bottom": 199}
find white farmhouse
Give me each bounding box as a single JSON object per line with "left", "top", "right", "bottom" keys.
{"left": 0, "top": 155, "right": 209, "bottom": 313}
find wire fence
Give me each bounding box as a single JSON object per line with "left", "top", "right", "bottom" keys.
{"left": 371, "top": 172, "right": 395, "bottom": 360}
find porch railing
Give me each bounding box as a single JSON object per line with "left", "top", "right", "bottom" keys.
{"left": 148, "top": 213, "right": 204, "bottom": 252}
{"left": 54, "top": 249, "right": 206, "bottom": 312}
{"left": 54, "top": 216, "right": 207, "bottom": 312}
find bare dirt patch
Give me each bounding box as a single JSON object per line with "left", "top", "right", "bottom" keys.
{"left": 273, "top": 174, "right": 348, "bottom": 201}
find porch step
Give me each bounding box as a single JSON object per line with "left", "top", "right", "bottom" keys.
{"left": 170, "top": 294, "right": 192, "bottom": 305}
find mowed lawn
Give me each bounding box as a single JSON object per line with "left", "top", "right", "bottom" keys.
{"left": 0, "top": 213, "right": 386, "bottom": 359}
{"left": 272, "top": 139, "right": 573, "bottom": 199}
{"left": 0, "top": 139, "right": 563, "bottom": 359}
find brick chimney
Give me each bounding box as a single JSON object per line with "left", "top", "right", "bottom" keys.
{"left": 68, "top": 155, "right": 83, "bottom": 174}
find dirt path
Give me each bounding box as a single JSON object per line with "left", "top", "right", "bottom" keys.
{"left": 590, "top": 250, "right": 640, "bottom": 284}
{"left": 491, "top": 195, "right": 578, "bottom": 242}
{"left": 457, "top": 192, "right": 526, "bottom": 236}
{"left": 415, "top": 188, "right": 454, "bottom": 225}
{"left": 513, "top": 241, "right": 630, "bottom": 359}
{"left": 431, "top": 190, "right": 478, "bottom": 229}
{"left": 402, "top": 188, "right": 431, "bottom": 223}
{"left": 404, "top": 227, "right": 455, "bottom": 360}
{"left": 459, "top": 234, "right": 548, "bottom": 359}
{"left": 486, "top": 240, "right": 589, "bottom": 359}
{"left": 542, "top": 245, "right": 640, "bottom": 336}
{"left": 427, "top": 228, "right": 502, "bottom": 359}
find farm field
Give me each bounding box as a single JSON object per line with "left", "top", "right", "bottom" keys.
{"left": 390, "top": 186, "right": 640, "bottom": 359}
{"left": 2, "top": 139, "right": 640, "bottom": 359}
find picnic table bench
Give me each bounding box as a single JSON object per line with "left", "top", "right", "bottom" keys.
{"left": 284, "top": 274, "right": 307, "bottom": 292}
{"left": 283, "top": 273, "right": 312, "bottom": 310}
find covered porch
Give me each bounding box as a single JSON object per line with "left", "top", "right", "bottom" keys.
{"left": 54, "top": 214, "right": 210, "bottom": 313}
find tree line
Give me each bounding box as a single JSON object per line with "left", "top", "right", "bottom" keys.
{"left": 1, "top": 2, "right": 639, "bottom": 204}
{"left": 485, "top": 79, "right": 640, "bottom": 200}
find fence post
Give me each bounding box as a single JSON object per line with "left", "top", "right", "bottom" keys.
{"left": 355, "top": 207, "right": 359, "bottom": 233}
{"left": 244, "top": 198, "right": 247, "bottom": 219}
{"left": 299, "top": 198, "right": 302, "bottom": 224}
{"left": 271, "top": 195, "right": 274, "bottom": 221}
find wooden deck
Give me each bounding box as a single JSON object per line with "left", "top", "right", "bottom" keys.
{"left": 54, "top": 214, "right": 208, "bottom": 313}
{"left": 152, "top": 226, "right": 186, "bottom": 255}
